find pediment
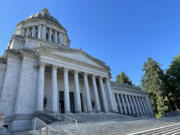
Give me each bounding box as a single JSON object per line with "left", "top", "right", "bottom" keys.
{"left": 48, "top": 50, "right": 104, "bottom": 68}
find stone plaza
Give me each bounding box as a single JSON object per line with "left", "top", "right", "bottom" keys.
{"left": 0, "top": 8, "right": 153, "bottom": 132}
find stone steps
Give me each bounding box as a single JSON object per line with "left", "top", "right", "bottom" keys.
{"left": 9, "top": 115, "right": 180, "bottom": 135}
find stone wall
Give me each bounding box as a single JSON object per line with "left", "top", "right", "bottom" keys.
{"left": 0, "top": 64, "right": 6, "bottom": 99}
{"left": 0, "top": 56, "right": 21, "bottom": 116}
{"left": 14, "top": 55, "right": 38, "bottom": 114}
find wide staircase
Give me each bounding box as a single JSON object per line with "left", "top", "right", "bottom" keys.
{"left": 2, "top": 112, "right": 180, "bottom": 135}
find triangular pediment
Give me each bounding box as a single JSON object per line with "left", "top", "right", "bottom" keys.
{"left": 42, "top": 48, "right": 106, "bottom": 69}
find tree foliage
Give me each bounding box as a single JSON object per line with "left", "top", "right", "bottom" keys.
{"left": 164, "top": 55, "right": 180, "bottom": 111}
{"left": 141, "top": 57, "right": 168, "bottom": 116}
{"left": 116, "top": 72, "right": 132, "bottom": 85}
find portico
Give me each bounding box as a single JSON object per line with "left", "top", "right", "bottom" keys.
{"left": 37, "top": 58, "right": 115, "bottom": 114}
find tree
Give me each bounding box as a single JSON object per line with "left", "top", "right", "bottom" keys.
{"left": 165, "top": 55, "right": 180, "bottom": 111}
{"left": 116, "top": 72, "right": 132, "bottom": 85}
{"left": 141, "top": 57, "right": 168, "bottom": 117}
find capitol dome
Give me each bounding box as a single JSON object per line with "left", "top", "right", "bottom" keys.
{"left": 13, "top": 8, "right": 70, "bottom": 48}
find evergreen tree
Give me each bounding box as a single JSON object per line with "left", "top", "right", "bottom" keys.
{"left": 116, "top": 72, "right": 132, "bottom": 85}
{"left": 165, "top": 55, "right": 180, "bottom": 111}
{"left": 142, "top": 57, "right": 168, "bottom": 117}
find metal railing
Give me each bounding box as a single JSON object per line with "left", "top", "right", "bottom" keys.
{"left": 44, "top": 110, "right": 78, "bottom": 128}
{"left": 44, "top": 110, "right": 62, "bottom": 121}
{"left": 33, "top": 117, "right": 74, "bottom": 135}
{"left": 61, "top": 114, "right": 78, "bottom": 128}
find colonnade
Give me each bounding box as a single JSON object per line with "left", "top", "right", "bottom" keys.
{"left": 115, "top": 93, "right": 152, "bottom": 116}
{"left": 20, "top": 24, "right": 67, "bottom": 46}
{"left": 36, "top": 63, "right": 117, "bottom": 113}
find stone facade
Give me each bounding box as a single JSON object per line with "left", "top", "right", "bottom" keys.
{"left": 0, "top": 8, "right": 153, "bottom": 131}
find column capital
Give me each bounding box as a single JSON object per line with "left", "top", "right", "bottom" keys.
{"left": 52, "top": 65, "right": 58, "bottom": 70}
{"left": 64, "top": 67, "right": 69, "bottom": 72}
{"left": 92, "top": 74, "right": 96, "bottom": 78}
{"left": 83, "top": 72, "right": 88, "bottom": 76}
{"left": 74, "top": 70, "right": 79, "bottom": 74}
{"left": 99, "top": 76, "right": 103, "bottom": 80}
{"left": 39, "top": 62, "right": 46, "bottom": 67}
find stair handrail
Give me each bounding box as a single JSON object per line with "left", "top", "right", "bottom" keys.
{"left": 43, "top": 110, "right": 62, "bottom": 121}
{"left": 44, "top": 109, "right": 78, "bottom": 128}
{"left": 62, "top": 114, "right": 78, "bottom": 128}
{"left": 33, "top": 117, "right": 74, "bottom": 135}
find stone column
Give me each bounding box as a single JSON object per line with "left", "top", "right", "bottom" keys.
{"left": 117, "top": 94, "right": 123, "bottom": 114}
{"left": 105, "top": 78, "right": 116, "bottom": 112}
{"left": 82, "top": 86, "right": 87, "bottom": 113}
{"left": 135, "top": 96, "right": 143, "bottom": 115}
{"left": 99, "top": 77, "right": 108, "bottom": 112}
{"left": 64, "top": 68, "right": 70, "bottom": 113}
{"left": 32, "top": 26, "right": 35, "bottom": 38}
{"left": 132, "top": 96, "right": 139, "bottom": 115}
{"left": 55, "top": 31, "right": 58, "bottom": 44}
{"left": 145, "top": 97, "right": 154, "bottom": 114}
{"left": 60, "top": 33, "right": 63, "bottom": 44}
{"left": 142, "top": 97, "right": 149, "bottom": 114}
{"left": 124, "top": 95, "right": 132, "bottom": 115}
{"left": 128, "top": 95, "right": 136, "bottom": 115}
{"left": 58, "top": 33, "right": 61, "bottom": 45}
{"left": 42, "top": 25, "right": 46, "bottom": 40}
{"left": 74, "top": 71, "right": 82, "bottom": 113}
{"left": 52, "top": 65, "right": 58, "bottom": 112}
{"left": 139, "top": 97, "right": 146, "bottom": 114}
{"left": 26, "top": 27, "right": 29, "bottom": 37}
{"left": 120, "top": 94, "right": 127, "bottom": 114}
{"left": 20, "top": 28, "right": 24, "bottom": 36}
{"left": 38, "top": 25, "right": 42, "bottom": 39}
{"left": 83, "top": 73, "right": 92, "bottom": 112}
{"left": 37, "top": 62, "right": 45, "bottom": 112}
{"left": 113, "top": 93, "right": 118, "bottom": 112}
{"left": 92, "top": 75, "right": 101, "bottom": 112}
{"left": 49, "top": 28, "right": 52, "bottom": 42}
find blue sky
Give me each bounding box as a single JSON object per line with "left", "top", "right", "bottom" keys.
{"left": 0, "top": 0, "right": 180, "bottom": 85}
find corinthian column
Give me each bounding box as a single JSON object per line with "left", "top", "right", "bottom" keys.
{"left": 37, "top": 62, "right": 45, "bottom": 112}
{"left": 139, "top": 97, "right": 146, "bottom": 114}
{"left": 52, "top": 65, "right": 58, "bottom": 112}
{"left": 124, "top": 95, "right": 132, "bottom": 115}
{"left": 117, "top": 94, "right": 123, "bottom": 114}
{"left": 135, "top": 96, "right": 143, "bottom": 115}
{"left": 32, "top": 26, "right": 35, "bottom": 38}
{"left": 83, "top": 73, "right": 92, "bottom": 112}
{"left": 64, "top": 68, "right": 70, "bottom": 113}
{"left": 92, "top": 75, "right": 101, "bottom": 112}
{"left": 74, "top": 71, "right": 82, "bottom": 113}
{"left": 121, "top": 94, "right": 127, "bottom": 114}
{"left": 49, "top": 28, "right": 52, "bottom": 42}
{"left": 99, "top": 77, "right": 108, "bottom": 112}
{"left": 128, "top": 95, "right": 136, "bottom": 115}
{"left": 38, "top": 25, "right": 42, "bottom": 39}
{"left": 42, "top": 25, "right": 46, "bottom": 40}
{"left": 55, "top": 31, "right": 58, "bottom": 44}
{"left": 132, "top": 96, "right": 139, "bottom": 115}
{"left": 26, "top": 27, "right": 29, "bottom": 37}
{"left": 106, "top": 78, "right": 116, "bottom": 112}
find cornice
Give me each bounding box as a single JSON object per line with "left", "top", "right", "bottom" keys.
{"left": 16, "top": 17, "right": 67, "bottom": 33}
{"left": 111, "top": 81, "right": 146, "bottom": 94}
{"left": 37, "top": 46, "right": 110, "bottom": 71}
{"left": 38, "top": 49, "right": 108, "bottom": 74}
